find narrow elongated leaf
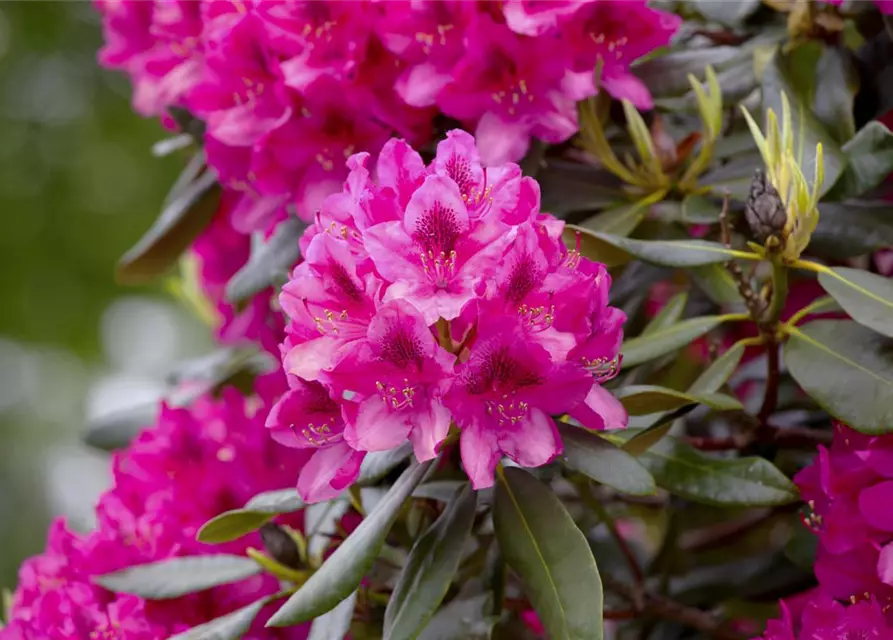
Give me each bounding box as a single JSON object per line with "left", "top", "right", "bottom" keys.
{"left": 688, "top": 342, "right": 746, "bottom": 395}
{"left": 573, "top": 231, "right": 758, "bottom": 268}
{"left": 691, "top": 264, "right": 744, "bottom": 306}
{"left": 245, "top": 488, "right": 305, "bottom": 514}
{"left": 307, "top": 591, "right": 357, "bottom": 640}
{"left": 642, "top": 292, "right": 688, "bottom": 336}
{"left": 818, "top": 267, "right": 893, "bottom": 339}
{"left": 622, "top": 405, "right": 696, "bottom": 456}
{"left": 117, "top": 170, "right": 220, "bottom": 284}
{"left": 559, "top": 425, "right": 656, "bottom": 496}
{"left": 417, "top": 594, "right": 495, "bottom": 640}
{"left": 412, "top": 481, "right": 467, "bottom": 503}
{"left": 197, "top": 511, "right": 278, "bottom": 544}
{"left": 785, "top": 320, "right": 893, "bottom": 433}
{"left": 267, "top": 461, "right": 433, "bottom": 626}
{"left": 226, "top": 216, "right": 308, "bottom": 304}
{"left": 169, "top": 597, "right": 271, "bottom": 640}
{"left": 385, "top": 485, "right": 478, "bottom": 640}
{"left": 622, "top": 316, "right": 726, "bottom": 368}
{"left": 680, "top": 194, "right": 722, "bottom": 224}
{"left": 357, "top": 442, "right": 412, "bottom": 486}
{"left": 538, "top": 161, "right": 624, "bottom": 216}
{"left": 637, "top": 436, "right": 799, "bottom": 506}
{"left": 690, "top": 0, "right": 761, "bottom": 26}
{"left": 826, "top": 122, "right": 893, "bottom": 200}
{"left": 94, "top": 555, "right": 261, "bottom": 599}
{"left": 581, "top": 193, "right": 663, "bottom": 238}
{"left": 618, "top": 385, "right": 742, "bottom": 415}
{"left": 493, "top": 467, "right": 604, "bottom": 640}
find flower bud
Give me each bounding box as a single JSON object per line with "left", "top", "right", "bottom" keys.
{"left": 745, "top": 169, "right": 787, "bottom": 244}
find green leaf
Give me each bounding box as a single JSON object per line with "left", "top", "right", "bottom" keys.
{"left": 493, "top": 467, "right": 604, "bottom": 640}
{"left": 689, "top": 0, "right": 762, "bottom": 26}
{"left": 245, "top": 488, "right": 305, "bottom": 514}
{"left": 812, "top": 47, "right": 857, "bottom": 146}
{"left": 168, "top": 596, "right": 272, "bottom": 640}
{"left": 225, "top": 216, "right": 307, "bottom": 305}
{"left": 784, "top": 523, "right": 818, "bottom": 572}
{"left": 116, "top": 168, "right": 220, "bottom": 284}
{"left": 636, "top": 436, "right": 799, "bottom": 506}
{"left": 412, "top": 481, "right": 468, "bottom": 503}
{"left": 417, "top": 594, "right": 495, "bottom": 640}
{"left": 385, "top": 485, "right": 478, "bottom": 640}
{"left": 618, "top": 385, "right": 743, "bottom": 415}
{"left": 357, "top": 442, "right": 412, "bottom": 486}
{"left": 307, "top": 591, "right": 357, "bottom": 640}
{"left": 83, "top": 402, "right": 157, "bottom": 452}
{"left": 562, "top": 225, "right": 631, "bottom": 267}
{"left": 680, "top": 193, "right": 722, "bottom": 224}
{"left": 809, "top": 201, "right": 893, "bottom": 258}
{"left": 267, "top": 461, "right": 433, "bottom": 627}
{"left": 760, "top": 45, "right": 846, "bottom": 196}
{"left": 688, "top": 342, "right": 746, "bottom": 395}
{"left": 785, "top": 320, "right": 893, "bottom": 433}
{"left": 690, "top": 264, "right": 744, "bottom": 307}
{"left": 622, "top": 316, "right": 727, "bottom": 368}
{"left": 558, "top": 424, "right": 656, "bottom": 496}
{"left": 818, "top": 267, "right": 893, "bottom": 339}
{"left": 94, "top": 555, "right": 262, "bottom": 600}
{"left": 580, "top": 195, "right": 660, "bottom": 238}
{"left": 572, "top": 231, "right": 758, "bottom": 268}
{"left": 642, "top": 292, "right": 688, "bottom": 336}
{"left": 538, "top": 161, "right": 623, "bottom": 216}
{"left": 197, "top": 511, "right": 277, "bottom": 545}
{"left": 633, "top": 47, "right": 741, "bottom": 98}
{"left": 621, "top": 405, "right": 696, "bottom": 456}
{"left": 826, "top": 122, "right": 893, "bottom": 200}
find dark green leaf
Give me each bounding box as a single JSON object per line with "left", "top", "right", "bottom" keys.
{"left": 681, "top": 194, "right": 722, "bottom": 224}
{"left": 618, "top": 385, "right": 743, "bottom": 415}
{"left": 307, "top": 591, "right": 357, "bottom": 640}
{"left": 385, "top": 485, "right": 478, "bottom": 640}
{"left": 267, "top": 461, "right": 433, "bottom": 627}
{"left": 357, "top": 443, "right": 412, "bottom": 486}
{"left": 94, "top": 555, "right": 261, "bottom": 600}
{"left": 559, "top": 424, "right": 656, "bottom": 496}
{"left": 784, "top": 523, "right": 818, "bottom": 571}
{"left": 539, "top": 161, "right": 623, "bottom": 216}
{"left": 579, "top": 198, "right": 653, "bottom": 238}
{"left": 411, "top": 481, "right": 468, "bottom": 503}
{"left": 622, "top": 405, "right": 696, "bottom": 456}
{"left": 642, "top": 292, "right": 688, "bottom": 336}
{"left": 633, "top": 47, "right": 741, "bottom": 97}
{"left": 812, "top": 48, "right": 857, "bottom": 146}
{"left": 688, "top": 342, "right": 746, "bottom": 395}
{"left": 689, "top": 0, "right": 761, "bottom": 26}
{"left": 818, "top": 267, "right": 893, "bottom": 339}
{"left": 809, "top": 201, "right": 893, "bottom": 258}
{"left": 562, "top": 225, "right": 631, "bottom": 267}
{"left": 493, "top": 467, "right": 604, "bottom": 640}
{"left": 168, "top": 597, "right": 271, "bottom": 640}
{"left": 761, "top": 45, "right": 846, "bottom": 195}
{"left": 634, "top": 436, "right": 799, "bottom": 506}
{"left": 690, "top": 264, "right": 745, "bottom": 307}
{"left": 226, "top": 216, "right": 308, "bottom": 305}
{"left": 116, "top": 169, "right": 220, "bottom": 284}
{"left": 197, "top": 511, "right": 278, "bottom": 544}
{"left": 622, "top": 316, "right": 726, "bottom": 368}
{"left": 577, "top": 231, "right": 758, "bottom": 267}
{"left": 826, "top": 122, "right": 893, "bottom": 200}
{"left": 245, "top": 488, "right": 305, "bottom": 514}
{"left": 417, "top": 594, "right": 495, "bottom": 640}
{"left": 785, "top": 320, "right": 893, "bottom": 433}
{"left": 83, "top": 402, "right": 157, "bottom": 452}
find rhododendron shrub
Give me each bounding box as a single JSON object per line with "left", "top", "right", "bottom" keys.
{"left": 6, "top": 0, "right": 893, "bottom": 639}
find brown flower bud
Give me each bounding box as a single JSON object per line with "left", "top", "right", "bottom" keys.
{"left": 260, "top": 522, "right": 302, "bottom": 570}
{"left": 745, "top": 169, "right": 787, "bottom": 244}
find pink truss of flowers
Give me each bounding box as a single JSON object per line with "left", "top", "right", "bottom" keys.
{"left": 1, "top": 380, "right": 314, "bottom": 640}
{"left": 755, "top": 422, "right": 893, "bottom": 638}
{"left": 265, "top": 130, "right": 629, "bottom": 503}
{"left": 95, "top": 0, "right": 680, "bottom": 238}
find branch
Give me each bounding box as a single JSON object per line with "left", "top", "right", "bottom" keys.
{"left": 603, "top": 575, "right": 747, "bottom": 640}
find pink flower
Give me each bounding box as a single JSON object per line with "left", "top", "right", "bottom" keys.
{"left": 275, "top": 131, "right": 627, "bottom": 498}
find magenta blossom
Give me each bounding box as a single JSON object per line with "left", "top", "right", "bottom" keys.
{"left": 2, "top": 384, "right": 312, "bottom": 639}
{"left": 270, "top": 130, "right": 627, "bottom": 499}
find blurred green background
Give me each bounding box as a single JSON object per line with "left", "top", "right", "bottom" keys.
{"left": 0, "top": 2, "right": 211, "bottom": 589}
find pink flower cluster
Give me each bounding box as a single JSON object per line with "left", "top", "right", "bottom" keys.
{"left": 95, "top": 0, "right": 680, "bottom": 236}
{"left": 1, "top": 383, "right": 312, "bottom": 640}
{"left": 265, "top": 130, "right": 628, "bottom": 502}
{"left": 756, "top": 423, "right": 893, "bottom": 638}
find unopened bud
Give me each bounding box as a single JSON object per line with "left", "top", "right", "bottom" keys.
{"left": 745, "top": 169, "right": 787, "bottom": 244}
{"left": 260, "top": 522, "right": 302, "bottom": 570}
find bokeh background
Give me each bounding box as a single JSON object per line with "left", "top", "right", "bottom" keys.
{"left": 0, "top": 3, "right": 213, "bottom": 589}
